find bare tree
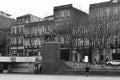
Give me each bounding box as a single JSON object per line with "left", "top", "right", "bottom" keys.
{"left": 87, "top": 14, "right": 120, "bottom": 63}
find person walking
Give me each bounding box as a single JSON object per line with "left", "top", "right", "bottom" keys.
{"left": 85, "top": 63, "right": 89, "bottom": 77}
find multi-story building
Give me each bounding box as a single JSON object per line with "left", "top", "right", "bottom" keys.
{"left": 24, "top": 20, "right": 54, "bottom": 56}
{"left": 10, "top": 14, "right": 43, "bottom": 56}
{"left": 54, "top": 4, "right": 89, "bottom": 62}
{"left": 0, "top": 11, "right": 15, "bottom": 56}
{"left": 0, "top": 11, "right": 11, "bottom": 18}
{"left": 0, "top": 14, "right": 44, "bottom": 73}
{"left": 89, "top": 0, "right": 120, "bottom": 63}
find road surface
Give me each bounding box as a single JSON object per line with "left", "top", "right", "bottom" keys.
{"left": 0, "top": 73, "right": 120, "bottom": 80}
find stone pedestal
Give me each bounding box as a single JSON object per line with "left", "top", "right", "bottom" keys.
{"left": 42, "top": 42, "right": 61, "bottom": 74}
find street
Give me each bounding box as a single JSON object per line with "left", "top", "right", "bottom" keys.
{"left": 0, "top": 73, "right": 120, "bottom": 80}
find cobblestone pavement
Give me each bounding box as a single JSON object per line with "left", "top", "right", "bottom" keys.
{"left": 0, "top": 73, "right": 120, "bottom": 80}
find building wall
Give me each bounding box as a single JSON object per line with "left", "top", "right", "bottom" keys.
{"left": 0, "top": 12, "right": 15, "bottom": 56}
{"left": 54, "top": 4, "right": 89, "bottom": 62}
{"left": 23, "top": 20, "right": 54, "bottom": 56}
{"left": 10, "top": 24, "right": 25, "bottom": 56}
{"left": 10, "top": 14, "right": 44, "bottom": 57}
{"left": 89, "top": 0, "right": 120, "bottom": 62}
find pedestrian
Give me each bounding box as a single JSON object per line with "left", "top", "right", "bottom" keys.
{"left": 85, "top": 63, "right": 89, "bottom": 77}
{"left": 39, "top": 66, "right": 42, "bottom": 73}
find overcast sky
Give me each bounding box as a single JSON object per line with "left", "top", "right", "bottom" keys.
{"left": 0, "top": 0, "right": 110, "bottom": 18}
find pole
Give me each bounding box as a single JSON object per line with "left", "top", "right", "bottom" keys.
{"left": 115, "top": 34, "right": 118, "bottom": 60}
{"left": 17, "top": 27, "right": 18, "bottom": 56}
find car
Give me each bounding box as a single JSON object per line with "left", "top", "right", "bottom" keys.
{"left": 106, "top": 60, "right": 120, "bottom": 66}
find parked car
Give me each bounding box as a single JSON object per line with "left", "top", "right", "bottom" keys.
{"left": 106, "top": 60, "right": 120, "bottom": 66}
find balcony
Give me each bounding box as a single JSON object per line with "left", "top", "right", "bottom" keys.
{"left": 11, "top": 33, "right": 24, "bottom": 37}
{"left": 24, "top": 33, "right": 43, "bottom": 38}
{"left": 24, "top": 45, "right": 42, "bottom": 49}
{"left": 10, "top": 44, "right": 23, "bottom": 47}
{"left": 0, "top": 56, "right": 42, "bottom": 62}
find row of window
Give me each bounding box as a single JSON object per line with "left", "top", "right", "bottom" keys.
{"left": 11, "top": 25, "right": 53, "bottom": 35}
{"left": 55, "top": 10, "right": 71, "bottom": 19}
{"left": 24, "top": 38, "right": 43, "bottom": 46}
{"left": 11, "top": 37, "right": 43, "bottom": 46}
{"left": 90, "top": 6, "right": 120, "bottom": 19}
{"left": 24, "top": 26, "right": 46, "bottom": 35}
{"left": 55, "top": 21, "right": 70, "bottom": 26}
{"left": 17, "top": 17, "right": 30, "bottom": 23}
{"left": 11, "top": 25, "right": 24, "bottom": 34}
{"left": 17, "top": 16, "right": 42, "bottom": 23}
{"left": 11, "top": 37, "right": 23, "bottom": 45}
{"left": 59, "top": 36, "right": 89, "bottom": 47}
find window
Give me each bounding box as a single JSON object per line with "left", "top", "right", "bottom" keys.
{"left": 66, "top": 10, "right": 70, "bottom": 17}
{"left": 60, "top": 11, "right": 65, "bottom": 18}
{"left": 99, "top": 9, "right": 103, "bottom": 17}
{"left": 21, "top": 26, "right": 24, "bottom": 33}
{"left": 17, "top": 19, "right": 21, "bottom": 22}
{"left": 78, "top": 38, "right": 83, "bottom": 46}
{"left": 85, "top": 38, "right": 89, "bottom": 46}
{"left": 31, "top": 27, "right": 35, "bottom": 35}
{"left": 26, "top": 17, "right": 30, "bottom": 22}
{"left": 55, "top": 22, "right": 59, "bottom": 26}
{"left": 24, "top": 39, "right": 27, "bottom": 46}
{"left": 11, "top": 27, "right": 16, "bottom": 34}
{"left": 114, "top": 7, "right": 118, "bottom": 14}
{"left": 55, "top": 12, "right": 59, "bottom": 18}
{"left": 22, "top": 18, "right": 25, "bottom": 22}
{"left": 38, "top": 27, "right": 42, "bottom": 35}
{"left": 37, "top": 38, "right": 42, "bottom": 46}
{"left": 11, "top": 37, "right": 17, "bottom": 45}
{"left": 34, "top": 38, "right": 38, "bottom": 46}
{"left": 66, "top": 21, "right": 70, "bottom": 25}
{"left": 106, "top": 8, "right": 110, "bottom": 17}
{"left": 24, "top": 28, "right": 29, "bottom": 35}
{"left": 18, "top": 37, "right": 23, "bottom": 44}
{"left": 34, "top": 27, "right": 38, "bottom": 35}
{"left": 19, "top": 27, "right": 22, "bottom": 33}
{"left": 61, "top": 22, "right": 64, "bottom": 25}
{"left": 16, "top": 27, "right": 19, "bottom": 33}
{"left": 60, "top": 36, "right": 64, "bottom": 44}
{"left": 24, "top": 38, "right": 30, "bottom": 46}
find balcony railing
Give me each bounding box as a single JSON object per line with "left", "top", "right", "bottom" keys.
{"left": 24, "top": 33, "right": 43, "bottom": 38}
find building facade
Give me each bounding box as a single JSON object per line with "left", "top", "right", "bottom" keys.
{"left": 10, "top": 14, "right": 43, "bottom": 56}
{"left": 89, "top": 0, "right": 120, "bottom": 63}
{"left": 54, "top": 4, "right": 89, "bottom": 62}
{"left": 0, "top": 11, "right": 15, "bottom": 56}
{"left": 24, "top": 20, "right": 54, "bottom": 56}
{"left": 10, "top": 4, "right": 89, "bottom": 63}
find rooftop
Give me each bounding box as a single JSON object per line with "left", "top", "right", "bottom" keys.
{"left": 90, "top": 0, "right": 120, "bottom": 10}
{"left": 54, "top": 4, "right": 73, "bottom": 10}
{"left": 17, "top": 14, "right": 42, "bottom": 19}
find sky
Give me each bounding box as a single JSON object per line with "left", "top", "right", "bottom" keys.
{"left": 0, "top": 0, "right": 110, "bottom": 19}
